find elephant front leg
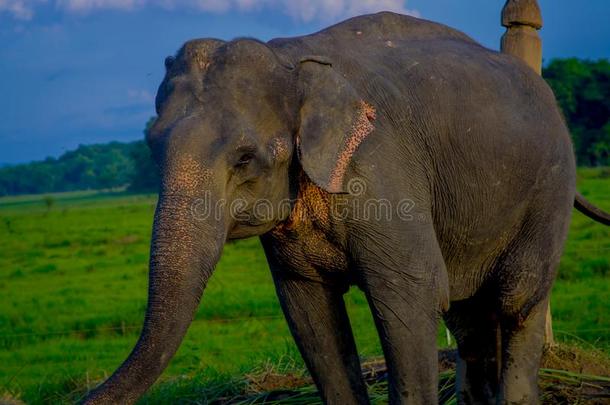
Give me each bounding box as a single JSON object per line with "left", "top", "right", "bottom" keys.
{"left": 362, "top": 274, "right": 440, "bottom": 404}
{"left": 358, "top": 232, "right": 447, "bottom": 404}
{"left": 272, "top": 272, "right": 370, "bottom": 405}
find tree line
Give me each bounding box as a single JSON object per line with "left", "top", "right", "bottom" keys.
{"left": 0, "top": 120, "right": 160, "bottom": 196}
{"left": 0, "top": 58, "right": 608, "bottom": 196}
{"left": 0, "top": 142, "right": 141, "bottom": 196}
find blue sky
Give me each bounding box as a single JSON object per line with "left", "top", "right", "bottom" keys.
{"left": 0, "top": 0, "right": 609, "bottom": 164}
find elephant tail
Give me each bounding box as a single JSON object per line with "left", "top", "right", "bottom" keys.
{"left": 574, "top": 192, "right": 610, "bottom": 226}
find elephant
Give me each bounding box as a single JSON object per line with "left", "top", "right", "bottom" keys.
{"left": 82, "top": 11, "right": 610, "bottom": 405}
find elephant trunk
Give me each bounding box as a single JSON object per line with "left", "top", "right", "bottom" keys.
{"left": 82, "top": 194, "right": 224, "bottom": 404}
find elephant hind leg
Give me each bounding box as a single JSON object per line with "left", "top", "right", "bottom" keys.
{"left": 491, "top": 200, "right": 569, "bottom": 404}
{"left": 444, "top": 296, "right": 502, "bottom": 404}
{"left": 493, "top": 240, "right": 562, "bottom": 403}
{"left": 497, "top": 298, "right": 547, "bottom": 405}
{"left": 446, "top": 295, "right": 547, "bottom": 405}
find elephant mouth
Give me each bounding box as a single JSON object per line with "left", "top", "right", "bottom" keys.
{"left": 228, "top": 220, "right": 278, "bottom": 239}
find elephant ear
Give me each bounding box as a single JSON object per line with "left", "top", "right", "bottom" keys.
{"left": 296, "top": 57, "right": 377, "bottom": 193}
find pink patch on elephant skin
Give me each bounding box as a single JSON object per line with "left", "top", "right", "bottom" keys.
{"left": 327, "top": 100, "right": 376, "bottom": 192}
{"left": 162, "top": 155, "right": 212, "bottom": 195}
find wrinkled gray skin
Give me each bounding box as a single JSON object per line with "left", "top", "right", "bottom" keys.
{"left": 83, "top": 12, "right": 583, "bottom": 405}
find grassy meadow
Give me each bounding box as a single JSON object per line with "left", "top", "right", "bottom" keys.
{"left": 0, "top": 169, "right": 608, "bottom": 404}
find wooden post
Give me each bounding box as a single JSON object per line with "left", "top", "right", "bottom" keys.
{"left": 501, "top": 0, "right": 543, "bottom": 73}
{"left": 500, "top": 0, "right": 554, "bottom": 346}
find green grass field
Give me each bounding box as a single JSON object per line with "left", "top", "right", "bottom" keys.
{"left": 1, "top": 169, "right": 608, "bottom": 404}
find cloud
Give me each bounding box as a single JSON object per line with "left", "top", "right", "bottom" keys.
{"left": 282, "top": 0, "right": 419, "bottom": 22}
{"left": 180, "top": 0, "right": 420, "bottom": 21}
{"left": 0, "top": 0, "right": 43, "bottom": 20}
{"left": 178, "top": 0, "right": 419, "bottom": 21}
{"left": 0, "top": 0, "right": 418, "bottom": 22}
{"left": 57, "top": 0, "right": 144, "bottom": 13}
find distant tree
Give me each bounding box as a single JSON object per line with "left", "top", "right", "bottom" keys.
{"left": 43, "top": 195, "right": 55, "bottom": 212}
{"left": 543, "top": 59, "right": 610, "bottom": 166}
{"left": 127, "top": 117, "right": 160, "bottom": 193}
{"left": 0, "top": 141, "right": 136, "bottom": 196}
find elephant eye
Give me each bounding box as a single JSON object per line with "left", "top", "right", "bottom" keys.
{"left": 236, "top": 153, "right": 254, "bottom": 167}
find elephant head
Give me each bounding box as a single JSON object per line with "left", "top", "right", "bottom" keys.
{"left": 82, "top": 38, "right": 376, "bottom": 404}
